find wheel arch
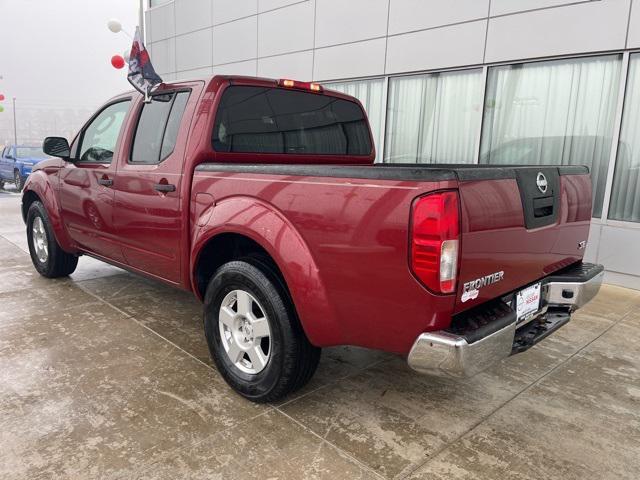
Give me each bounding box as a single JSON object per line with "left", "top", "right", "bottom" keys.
{"left": 191, "top": 198, "right": 343, "bottom": 347}
{"left": 21, "top": 173, "right": 76, "bottom": 253}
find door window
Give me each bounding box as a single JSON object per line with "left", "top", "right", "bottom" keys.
{"left": 78, "top": 100, "right": 131, "bottom": 164}
{"left": 130, "top": 91, "right": 190, "bottom": 164}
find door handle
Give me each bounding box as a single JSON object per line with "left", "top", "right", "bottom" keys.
{"left": 154, "top": 183, "right": 176, "bottom": 193}
{"left": 98, "top": 178, "right": 113, "bottom": 187}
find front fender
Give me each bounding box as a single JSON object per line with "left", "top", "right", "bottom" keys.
{"left": 191, "top": 196, "right": 342, "bottom": 347}
{"left": 22, "top": 170, "right": 76, "bottom": 253}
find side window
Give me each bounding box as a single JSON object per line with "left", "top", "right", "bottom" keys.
{"left": 130, "top": 91, "right": 190, "bottom": 164}
{"left": 78, "top": 100, "right": 131, "bottom": 164}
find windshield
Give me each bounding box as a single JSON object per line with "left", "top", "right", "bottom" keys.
{"left": 16, "top": 147, "right": 47, "bottom": 159}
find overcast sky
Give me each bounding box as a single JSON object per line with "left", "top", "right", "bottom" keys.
{"left": 0, "top": 0, "right": 139, "bottom": 135}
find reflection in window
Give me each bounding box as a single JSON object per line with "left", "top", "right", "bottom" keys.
{"left": 325, "top": 78, "right": 385, "bottom": 161}
{"left": 609, "top": 54, "right": 640, "bottom": 223}
{"left": 480, "top": 55, "right": 622, "bottom": 218}
{"left": 384, "top": 69, "right": 483, "bottom": 164}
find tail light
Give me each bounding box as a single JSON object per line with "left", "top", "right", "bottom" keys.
{"left": 278, "top": 79, "right": 323, "bottom": 92}
{"left": 410, "top": 191, "right": 460, "bottom": 294}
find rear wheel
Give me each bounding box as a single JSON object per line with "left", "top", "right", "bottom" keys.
{"left": 14, "top": 170, "right": 25, "bottom": 192}
{"left": 204, "top": 260, "right": 320, "bottom": 403}
{"left": 26, "top": 201, "right": 78, "bottom": 278}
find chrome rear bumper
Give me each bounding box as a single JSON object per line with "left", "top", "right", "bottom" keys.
{"left": 407, "top": 263, "right": 604, "bottom": 378}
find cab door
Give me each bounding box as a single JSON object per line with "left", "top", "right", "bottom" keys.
{"left": 59, "top": 99, "right": 132, "bottom": 262}
{"left": 113, "top": 88, "right": 194, "bottom": 284}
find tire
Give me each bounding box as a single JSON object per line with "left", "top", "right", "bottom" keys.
{"left": 14, "top": 170, "right": 25, "bottom": 192}
{"left": 0, "top": 179, "right": 4, "bottom": 190}
{"left": 204, "top": 260, "right": 321, "bottom": 403}
{"left": 26, "top": 201, "right": 78, "bottom": 278}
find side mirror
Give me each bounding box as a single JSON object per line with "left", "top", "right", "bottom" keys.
{"left": 43, "top": 137, "right": 71, "bottom": 159}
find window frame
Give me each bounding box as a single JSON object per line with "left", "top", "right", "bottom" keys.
{"left": 75, "top": 98, "right": 132, "bottom": 165}
{"left": 128, "top": 89, "right": 191, "bottom": 165}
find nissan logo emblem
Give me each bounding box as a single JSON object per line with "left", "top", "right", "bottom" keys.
{"left": 536, "top": 172, "right": 548, "bottom": 194}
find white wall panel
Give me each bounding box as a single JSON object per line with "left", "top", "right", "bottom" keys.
{"left": 149, "top": 3, "right": 175, "bottom": 42}
{"left": 485, "top": 0, "right": 631, "bottom": 63}
{"left": 175, "top": 28, "right": 213, "bottom": 71}
{"left": 490, "top": 0, "right": 593, "bottom": 16}
{"left": 315, "top": 0, "right": 388, "bottom": 47}
{"left": 628, "top": 0, "right": 640, "bottom": 48}
{"left": 597, "top": 225, "right": 640, "bottom": 276}
{"left": 213, "top": 16, "right": 257, "bottom": 65}
{"left": 314, "top": 38, "right": 386, "bottom": 81}
{"left": 388, "top": 0, "right": 489, "bottom": 35}
{"left": 258, "top": 0, "right": 303, "bottom": 13}
{"left": 212, "top": 59, "right": 258, "bottom": 75}
{"left": 213, "top": 0, "right": 258, "bottom": 25}
{"left": 386, "top": 21, "right": 486, "bottom": 74}
{"left": 175, "top": 0, "right": 212, "bottom": 35}
{"left": 258, "top": 1, "right": 315, "bottom": 57}
{"left": 144, "top": 11, "right": 152, "bottom": 43}
{"left": 258, "top": 50, "right": 313, "bottom": 79}
{"left": 583, "top": 222, "right": 601, "bottom": 264}
{"left": 176, "top": 66, "right": 213, "bottom": 80}
{"left": 150, "top": 38, "right": 176, "bottom": 74}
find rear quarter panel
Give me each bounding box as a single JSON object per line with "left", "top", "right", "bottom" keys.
{"left": 191, "top": 170, "right": 458, "bottom": 354}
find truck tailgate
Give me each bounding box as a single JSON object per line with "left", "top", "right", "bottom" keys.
{"left": 453, "top": 166, "right": 592, "bottom": 314}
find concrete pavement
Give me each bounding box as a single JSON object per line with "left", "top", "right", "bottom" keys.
{"left": 0, "top": 191, "right": 639, "bottom": 479}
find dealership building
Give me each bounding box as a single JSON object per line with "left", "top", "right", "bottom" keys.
{"left": 145, "top": 0, "right": 640, "bottom": 289}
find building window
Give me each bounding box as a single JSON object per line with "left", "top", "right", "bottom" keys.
{"left": 609, "top": 54, "right": 640, "bottom": 223}
{"left": 384, "top": 69, "right": 483, "bottom": 164}
{"left": 480, "top": 55, "right": 622, "bottom": 218}
{"left": 149, "top": 0, "right": 171, "bottom": 7}
{"left": 325, "top": 78, "right": 385, "bottom": 161}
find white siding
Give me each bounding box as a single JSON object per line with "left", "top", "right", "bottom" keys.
{"left": 213, "top": 0, "right": 257, "bottom": 25}
{"left": 257, "top": 1, "right": 315, "bottom": 57}
{"left": 386, "top": 21, "right": 486, "bottom": 74}
{"left": 314, "top": 38, "right": 386, "bottom": 81}
{"left": 175, "top": 0, "right": 212, "bottom": 35}
{"left": 175, "top": 28, "right": 213, "bottom": 71}
{"left": 388, "top": 0, "right": 489, "bottom": 35}
{"left": 258, "top": 50, "right": 313, "bottom": 80}
{"left": 315, "top": 0, "right": 388, "bottom": 47}
{"left": 213, "top": 16, "right": 257, "bottom": 65}
{"left": 485, "top": 0, "right": 631, "bottom": 63}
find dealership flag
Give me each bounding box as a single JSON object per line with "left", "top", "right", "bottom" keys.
{"left": 127, "top": 27, "right": 162, "bottom": 101}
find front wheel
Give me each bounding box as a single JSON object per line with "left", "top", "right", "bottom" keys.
{"left": 14, "top": 170, "right": 25, "bottom": 192}
{"left": 26, "top": 201, "right": 78, "bottom": 278}
{"left": 204, "top": 260, "right": 320, "bottom": 403}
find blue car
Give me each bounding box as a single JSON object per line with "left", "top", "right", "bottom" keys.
{"left": 0, "top": 145, "right": 49, "bottom": 192}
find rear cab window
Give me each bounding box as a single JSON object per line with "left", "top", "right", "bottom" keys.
{"left": 130, "top": 91, "right": 190, "bottom": 164}
{"left": 212, "top": 86, "right": 372, "bottom": 156}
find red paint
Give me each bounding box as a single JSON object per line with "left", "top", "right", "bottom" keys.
{"left": 22, "top": 75, "right": 592, "bottom": 355}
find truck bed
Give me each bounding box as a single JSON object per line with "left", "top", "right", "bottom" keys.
{"left": 192, "top": 162, "right": 592, "bottom": 353}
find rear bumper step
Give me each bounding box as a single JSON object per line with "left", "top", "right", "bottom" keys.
{"left": 407, "top": 262, "right": 604, "bottom": 378}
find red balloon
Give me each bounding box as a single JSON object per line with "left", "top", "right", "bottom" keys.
{"left": 111, "top": 55, "right": 125, "bottom": 69}
{"left": 0, "top": 94, "right": 4, "bottom": 101}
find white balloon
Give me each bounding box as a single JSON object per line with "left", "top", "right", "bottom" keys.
{"left": 123, "top": 50, "right": 131, "bottom": 63}
{"left": 107, "top": 19, "right": 122, "bottom": 33}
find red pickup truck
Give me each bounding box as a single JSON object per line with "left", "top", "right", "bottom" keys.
{"left": 22, "top": 76, "right": 603, "bottom": 402}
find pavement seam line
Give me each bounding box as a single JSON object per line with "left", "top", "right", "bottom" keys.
{"left": 398, "top": 308, "right": 636, "bottom": 479}
{"left": 274, "top": 407, "right": 388, "bottom": 480}
{"left": 78, "top": 285, "right": 218, "bottom": 373}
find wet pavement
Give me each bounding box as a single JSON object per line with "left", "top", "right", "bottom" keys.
{"left": 0, "top": 192, "right": 639, "bottom": 479}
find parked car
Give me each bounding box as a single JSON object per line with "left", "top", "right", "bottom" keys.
{"left": 0, "top": 145, "right": 49, "bottom": 191}
{"left": 21, "top": 76, "right": 603, "bottom": 402}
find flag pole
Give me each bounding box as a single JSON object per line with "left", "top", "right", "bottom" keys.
{"left": 139, "top": 0, "right": 145, "bottom": 43}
